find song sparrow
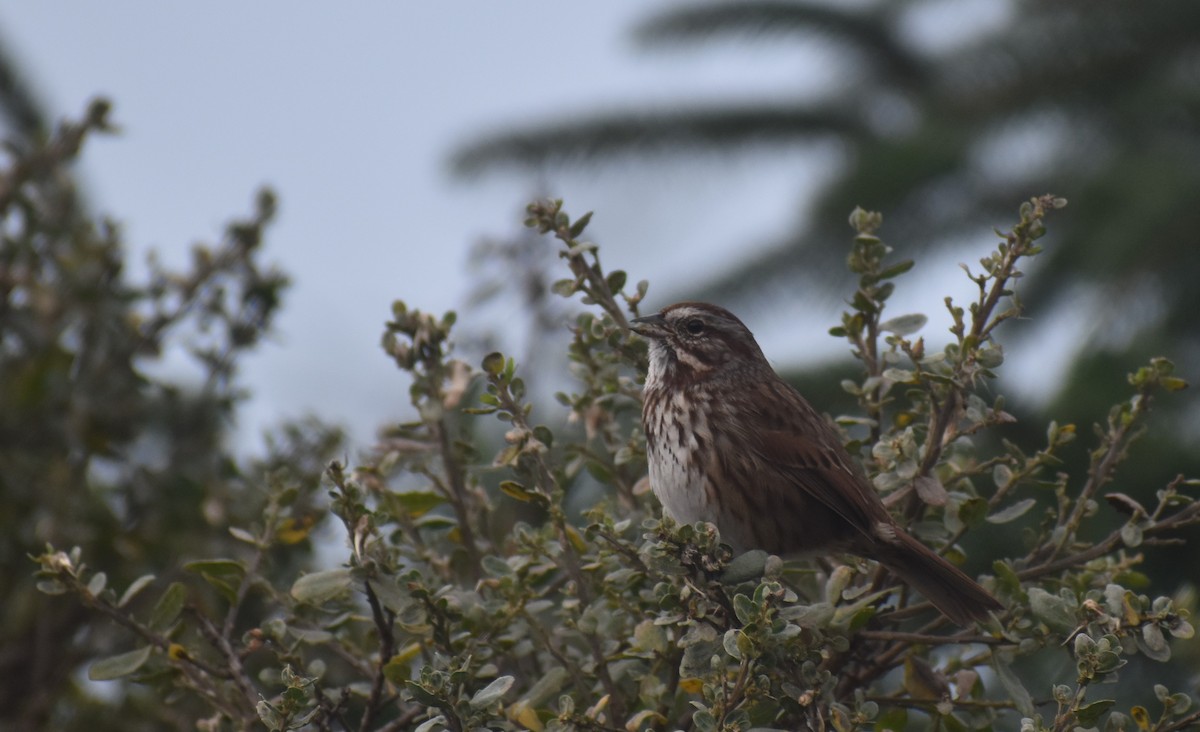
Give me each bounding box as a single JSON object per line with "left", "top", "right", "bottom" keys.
{"left": 631, "top": 302, "right": 1001, "bottom": 625}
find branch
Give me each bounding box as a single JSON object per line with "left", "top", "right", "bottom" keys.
{"left": 0, "top": 98, "right": 113, "bottom": 214}
{"left": 191, "top": 608, "right": 260, "bottom": 715}
{"left": 1019, "top": 489, "right": 1200, "bottom": 582}
{"left": 358, "top": 580, "right": 397, "bottom": 732}
{"left": 431, "top": 417, "right": 483, "bottom": 575}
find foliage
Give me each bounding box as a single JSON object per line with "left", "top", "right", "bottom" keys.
{"left": 29, "top": 181, "right": 1200, "bottom": 731}
{"left": 2, "top": 101, "right": 341, "bottom": 730}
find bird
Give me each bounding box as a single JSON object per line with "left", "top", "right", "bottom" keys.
{"left": 630, "top": 301, "right": 1001, "bottom": 625}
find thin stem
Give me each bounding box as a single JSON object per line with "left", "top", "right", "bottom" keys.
{"left": 358, "top": 580, "right": 397, "bottom": 732}
{"left": 432, "top": 417, "right": 483, "bottom": 576}
{"left": 857, "top": 630, "right": 1007, "bottom": 646}
{"left": 1020, "top": 493, "right": 1200, "bottom": 582}
{"left": 1046, "top": 397, "right": 1147, "bottom": 562}
{"left": 864, "top": 695, "right": 1020, "bottom": 711}
{"left": 192, "top": 609, "right": 260, "bottom": 714}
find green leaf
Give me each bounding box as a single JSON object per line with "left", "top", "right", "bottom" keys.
{"left": 183, "top": 559, "right": 246, "bottom": 604}
{"left": 257, "top": 699, "right": 283, "bottom": 731}
{"left": 874, "top": 706, "right": 908, "bottom": 731}
{"left": 414, "top": 515, "right": 458, "bottom": 530}
{"left": 633, "top": 620, "right": 668, "bottom": 654}
{"left": 518, "top": 666, "right": 569, "bottom": 708}
{"left": 89, "top": 645, "right": 153, "bottom": 681}
{"left": 986, "top": 498, "right": 1037, "bottom": 524}
{"left": 992, "top": 560, "right": 1021, "bottom": 594}
{"left": 290, "top": 567, "right": 354, "bottom": 604}
{"left": 469, "top": 675, "right": 515, "bottom": 708}
{"left": 992, "top": 656, "right": 1034, "bottom": 717}
{"left": 693, "top": 709, "right": 717, "bottom": 732}
{"left": 1161, "top": 376, "right": 1188, "bottom": 391}
{"left": 551, "top": 278, "right": 577, "bottom": 296}
{"left": 1121, "top": 522, "right": 1144, "bottom": 548}
{"left": 732, "top": 594, "right": 757, "bottom": 625}
{"left": 228, "top": 526, "right": 258, "bottom": 545}
{"left": 482, "top": 352, "right": 505, "bottom": 376}
{"left": 366, "top": 577, "right": 409, "bottom": 616}
{"left": 568, "top": 210, "right": 593, "bottom": 238}
{"left": 87, "top": 571, "right": 108, "bottom": 597}
{"left": 878, "top": 259, "right": 915, "bottom": 280}
{"left": 413, "top": 716, "right": 447, "bottom": 732}
{"left": 481, "top": 555, "right": 513, "bottom": 577}
{"left": 148, "top": 582, "right": 187, "bottom": 632}
{"left": 533, "top": 424, "right": 554, "bottom": 448}
{"left": 1076, "top": 699, "right": 1116, "bottom": 726}
{"left": 721, "top": 628, "right": 743, "bottom": 660}
{"left": 881, "top": 367, "right": 916, "bottom": 384}
{"left": 721, "top": 550, "right": 767, "bottom": 584}
{"left": 390, "top": 490, "right": 446, "bottom": 518}
{"left": 779, "top": 602, "right": 834, "bottom": 627}
{"left": 118, "top": 574, "right": 156, "bottom": 608}
{"left": 879, "top": 313, "right": 927, "bottom": 336}
{"left": 288, "top": 627, "right": 333, "bottom": 645}
{"left": 955, "top": 496, "right": 989, "bottom": 527}
{"left": 36, "top": 579, "right": 68, "bottom": 595}
{"left": 500, "top": 480, "right": 544, "bottom": 505}
{"left": 1028, "top": 588, "right": 1077, "bottom": 633}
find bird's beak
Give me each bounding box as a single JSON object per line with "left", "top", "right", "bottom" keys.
{"left": 629, "top": 312, "right": 667, "bottom": 338}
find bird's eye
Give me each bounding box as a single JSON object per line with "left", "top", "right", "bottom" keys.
{"left": 685, "top": 319, "right": 705, "bottom": 335}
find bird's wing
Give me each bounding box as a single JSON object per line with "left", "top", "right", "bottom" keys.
{"left": 754, "top": 426, "right": 888, "bottom": 543}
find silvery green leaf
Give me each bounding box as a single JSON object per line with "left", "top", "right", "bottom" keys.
{"left": 879, "top": 313, "right": 927, "bottom": 336}
{"left": 469, "top": 675, "right": 515, "bottom": 708}
{"left": 721, "top": 550, "right": 767, "bottom": 584}
{"left": 290, "top": 568, "right": 353, "bottom": 604}
{"left": 89, "top": 645, "right": 152, "bottom": 681}
{"left": 414, "top": 715, "right": 446, "bottom": 732}
{"left": 87, "top": 572, "right": 107, "bottom": 597}
{"left": 118, "top": 574, "right": 156, "bottom": 608}
{"left": 1028, "top": 588, "right": 1076, "bottom": 633}
{"left": 1120, "top": 522, "right": 1144, "bottom": 548}
{"left": 987, "top": 498, "right": 1036, "bottom": 524}
{"left": 992, "top": 657, "right": 1034, "bottom": 717}
{"left": 1138, "top": 624, "right": 1171, "bottom": 662}
{"left": 779, "top": 602, "right": 834, "bottom": 627}
{"left": 723, "top": 629, "right": 743, "bottom": 660}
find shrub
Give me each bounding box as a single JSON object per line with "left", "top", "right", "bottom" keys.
{"left": 25, "top": 110, "right": 1200, "bottom": 731}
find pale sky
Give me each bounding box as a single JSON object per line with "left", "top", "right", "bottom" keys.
{"left": 2, "top": 2, "right": 1039, "bottom": 452}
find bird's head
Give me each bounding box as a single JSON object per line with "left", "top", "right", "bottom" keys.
{"left": 630, "top": 301, "right": 767, "bottom": 382}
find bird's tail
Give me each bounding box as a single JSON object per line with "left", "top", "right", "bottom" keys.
{"left": 876, "top": 531, "right": 1002, "bottom": 626}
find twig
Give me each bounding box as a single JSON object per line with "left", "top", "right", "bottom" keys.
{"left": 863, "top": 695, "right": 1020, "bottom": 711}
{"left": 857, "top": 629, "right": 1007, "bottom": 646}
{"left": 1019, "top": 495, "right": 1200, "bottom": 582}
{"left": 358, "top": 580, "right": 397, "bottom": 732}
{"left": 0, "top": 98, "right": 113, "bottom": 214}
{"left": 431, "top": 417, "right": 483, "bottom": 576}
{"left": 192, "top": 608, "right": 260, "bottom": 713}
{"left": 1045, "top": 397, "right": 1147, "bottom": 562}
{"left": 375, "top": 704, "right": 427, "bottom": 732}
{"left": 1160, "top": 707, "right": 1200, "bottom": 732}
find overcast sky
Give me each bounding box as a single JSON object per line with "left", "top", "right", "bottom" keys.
{"left": 3, "top": 3, "right": 1033, "bottom": 453}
